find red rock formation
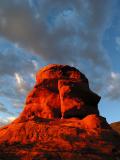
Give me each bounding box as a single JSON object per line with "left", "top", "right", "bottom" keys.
{"left": 17, "top": 64, "right": 100, "bottom": 121}
{"left": 58, "top": 79, "right": 100, "bottom": 118}
{"left": 0, "top": 64, "right": 120, "bottom": 160}
{"left": 36, "top": 64, "right": 88, "bottom": 83}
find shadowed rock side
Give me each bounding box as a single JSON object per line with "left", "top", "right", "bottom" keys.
{"left": 111, "top": 122, "right": 120, "bottom": 135}
{"left": 0, "top": 64, "right": 120, "bottom": 160}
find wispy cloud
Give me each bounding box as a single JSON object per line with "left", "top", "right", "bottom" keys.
{"left": 0, "top": 102, "right": 14, "bottom": 115}
{"left": 106, "top": 72, "right": 120, "bottom": 100}
{"left": 0, "top": 116, "right": 16, "bottom": 127}
{"left": 0, "top": 38, "right": 45, "bottom": 98}
{"left": 116, "top": 36, "right": 120, "bottom": 51}
{"left": 116, "top": 37, "right": 120, "bottom": 46}
{"left": 14, "top": 72, "right": 30, "bottom": 94}
{"left": 0, "top": 40, "right": 45, "bottom": 112}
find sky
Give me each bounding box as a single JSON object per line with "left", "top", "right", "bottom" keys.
{"left": 0, "top": 0, "right": 120, "bottom": 125}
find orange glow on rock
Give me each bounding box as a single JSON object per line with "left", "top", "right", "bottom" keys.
{"left": 0, "top": 64, "right": 120, "bottom": 159}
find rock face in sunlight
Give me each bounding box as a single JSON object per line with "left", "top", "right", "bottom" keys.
{"left": 19, "top": 64, "right": 100, "bottom": 121}
{"left": 0, "top": 64, "right": 120, "bottom": 160}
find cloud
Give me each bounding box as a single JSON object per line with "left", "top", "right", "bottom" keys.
{"left": 14, "top": 72, "right": 30, "bottom": 94}
{"left": 105, "top": 72, "right": 120, "bottom": 100}
{"left": 0, "top": 0, "right": 115, "bottom": 97}
{"left": 7, "top": 116, "right": 16, "bottom": 122}
{"left": 0, "top": 41, "right": 44, "bottom": 113}
{"left": 0, "top": 102, "right": 14, "bottom": 115}
{"left": 0, "top": 0, "right": 119, "bottom": 120}
{"left": 0, "top": 38, "right": 43, "bottom": 76}
{"left": 0, "top": 116, "right": 16, "bottom": 127}
{"left": 0, "top": 118, "right": 8, "bottom": 127}
{"left": 0, "top": 38, "right": 45, "bottom": 99}
{"left": 116, "top": 37, "right": 120, "bottom": 46}
{"left": 10, "top": 99, "right": 23, "bottom": 109}
{"left": 116, "top": 36, "right": 120, "bottom": 51}
{"left": 0, "top": 0, "right": 114, "bottom": 69}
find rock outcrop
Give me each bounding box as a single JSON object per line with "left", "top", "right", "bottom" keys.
{"left": 17, "top": 64, "right": 100, "bottom": 121}
{"left": 0, "top": 64, "right": 120, "bottom": 160}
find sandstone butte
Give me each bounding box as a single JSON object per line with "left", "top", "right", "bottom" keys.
{"left": 0, "top": 64, "right": 120, "bottom": 160}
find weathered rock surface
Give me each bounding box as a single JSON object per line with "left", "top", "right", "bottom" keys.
{"left": 18, "top": 64, "right": 100, "bottom": 120}
{"left": 58, "top": 79, "right": 100, "bottom": 118}
{"left": 0, "top": 115, "right": 120, "bottom": 160}
{"left": 36, "top": 64, "right": 89, "bottom": 83}
{"left": 0, "top": 64, "right": 120, "bottom": 160}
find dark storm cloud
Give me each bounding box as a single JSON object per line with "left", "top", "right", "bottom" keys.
{"left": 0, "top": 0, "right": 113, "bottom": 68}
